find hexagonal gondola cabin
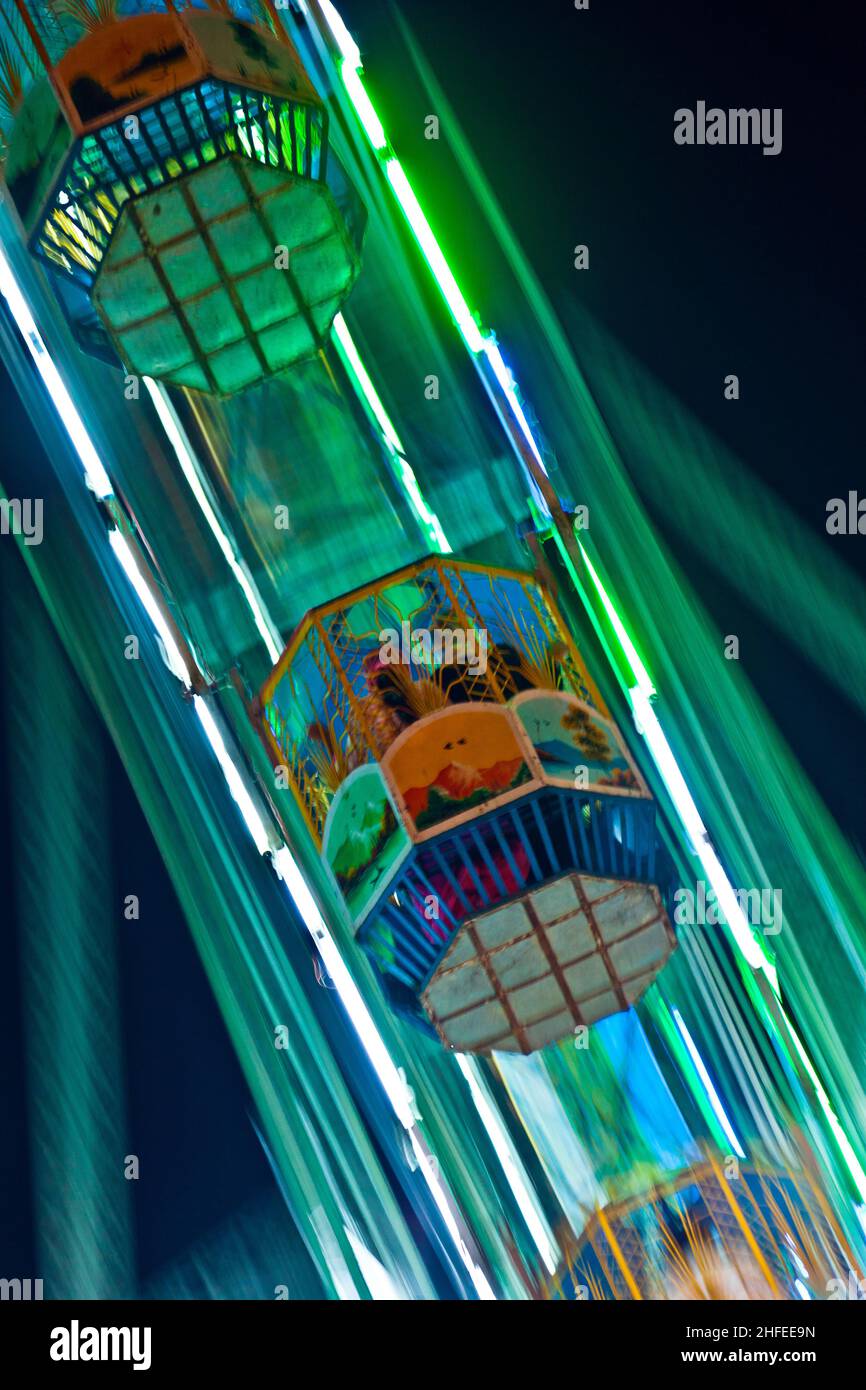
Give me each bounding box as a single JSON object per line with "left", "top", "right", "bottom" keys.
{"left": 545, "top": 1156, "right": 863, "bottom": 1300}
{"left": 257, "top": 557, "right": 678, "bottom": 1053}
{"left": 5, "top": 10, "right": 365, "bottom": 394}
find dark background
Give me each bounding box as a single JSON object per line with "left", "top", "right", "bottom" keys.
{"left": 1, "top": 0, "right": 864, "bottom": 1287}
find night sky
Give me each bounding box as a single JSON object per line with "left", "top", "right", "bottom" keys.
{"left": 1, "top": 0, "right": 863, "bottom": 1287}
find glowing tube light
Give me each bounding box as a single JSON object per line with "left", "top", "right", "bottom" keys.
{"left": 407, "top": 1127, "right": 495, "bottom": 1300}
{"left": 144, "top": 379, "right": 284, "bottom": 665}
{"left": 331, "top": 313, "right": 451, "bottom": 552}
{"left": 648, "top": 994, "right": 731, "bottom": 1151}
{"left": 0, "top": 246, "right": 113, "bottom": 499}
{"left": 318, "top": 13, "right": 662, "bottom": 704}
{"left": 631, "top": 685, "right": 768, "bottom": 973}
{"left": 318, "top": 30, "right": 547, "bottom": 465}
{"left": 780, "top": 1007, "right": 866, "bottom": 1203}
{"left": 194, "top": 695, "right": 272, "bottom": 856}
{"left": 108, "top": 529, "right": 192, "bottom": 688}
{"left": 331, "top": 311, "right": 405, "bottom": 453}
{"left": 341, "top": 62, "right": 387, "bottom": 149}
{"left": 671, "top": 1008, "right": 746, "bottom": 1159}
{"left": 456, "top": 1055, "right": 558, "bottom": 1276}
{"left": 343, "top": 1227, "right": 405, "bottom": 1300}
{"left": 482, "top": 338, "right": 546, "bottom": 472}
{"left": 273, "top": 844, "right": 416, "bottom": 1132}
{"left": 318, "top": 0, "right": 361, "bottom": 68}
{"left": 580, "top": 541, "right": 655, "bottom": 699}
{"left": 385, "top": 159, "right": 485, "bottom": 354}
{"left": 318, "top": 9, "right": 485, "bottom": 354}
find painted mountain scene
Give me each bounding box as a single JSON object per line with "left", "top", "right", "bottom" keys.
{"left": 386, "top": 706, "right": 532, "bottom": 831}
{"left": 323, "top": 765, "right": 409, "bottom": 921}
{"left": 514, "top": 691, "right": 641, "bottom": 793}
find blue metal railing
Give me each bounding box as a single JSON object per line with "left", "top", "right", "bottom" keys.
{"left": 359, "top": 786, "right": 675, "bottom": 993}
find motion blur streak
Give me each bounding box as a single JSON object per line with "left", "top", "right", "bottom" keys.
{"left": 672, "top": 1008, "right": 746, "bottom": 1159}
{"left": 145, "top": 378, "right": 285, "bottom": 665}
{"left": 330, "top": 312, "right": 451, "bottom": 552}
{"left": 343, "top": 2, "right": 866, "bottom": 1204}
{"left": 0, "top": 245, "right": 112, "bottom": 498}
{"left": 0, "top": 233, "right": 491, "bottom": 1299}
{"left": 2, "top": 0, "right": 864, "bottom": 1301}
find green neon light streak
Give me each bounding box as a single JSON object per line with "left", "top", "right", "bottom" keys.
{"left": 341, "top": 60, "right": 387, "bottom": 149}
{"left": 780, "top": 1007, "right": 866, "bottom": 1203}
{"left": 327, "top": 65, "right": 652, "bottom": 690}
{"left": 528, "top": 498, "right": 635, "bottom": 698}
{"left": 578, "top": 537, "right": 655, "bottom": 697}
{"left": 384, "top": 159, "right": 484, "bottom": 354}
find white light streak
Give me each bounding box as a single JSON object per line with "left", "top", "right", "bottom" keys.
{"left": 0, "top": 246, "right": 113, "bottom": 498}
{"left": 456, "top": 1054, "right": 558, "bottom": 1274}
{"left": 144, "top": 379, "right": 283, "bottom": 665}
{"left": 672, "top": 1007, "right": 745, "bottom": 1159}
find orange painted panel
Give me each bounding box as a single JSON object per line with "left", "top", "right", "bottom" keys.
{"left": 54, "top": 13, "right": 199, "bottom": 132}
{"left": 384, "top": 705, "right": 532, "bottom": 832}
